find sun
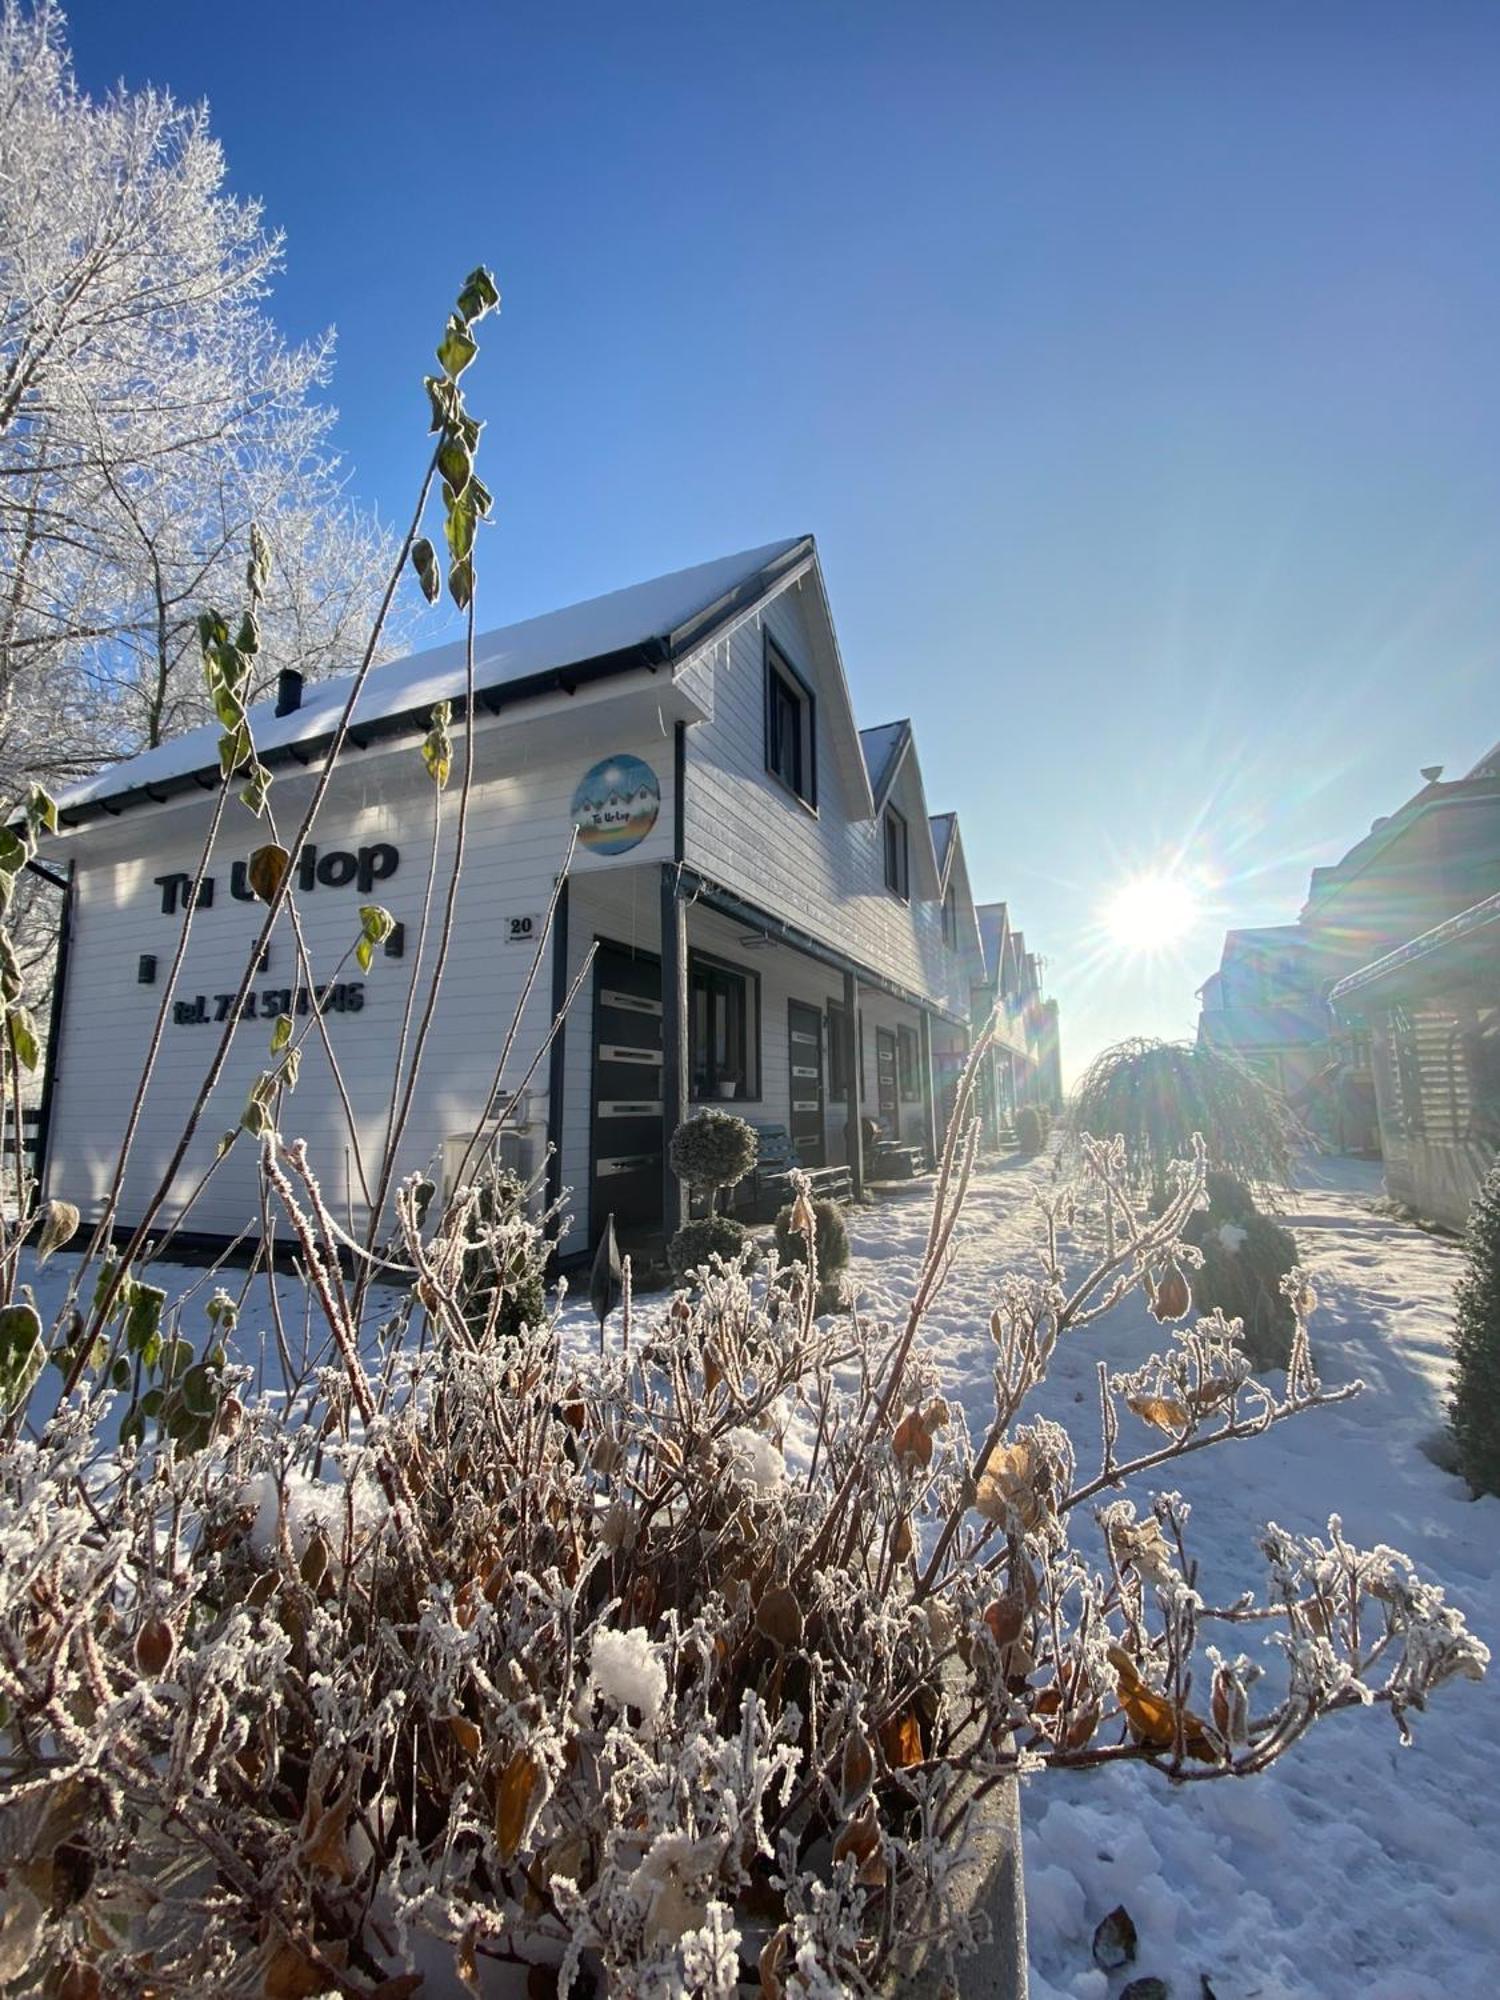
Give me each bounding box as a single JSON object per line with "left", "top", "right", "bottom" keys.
{"left": 1104, "top": 872, "right": 1201, "bottom": 951}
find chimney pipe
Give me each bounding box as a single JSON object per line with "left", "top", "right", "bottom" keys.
{"left": 275, "top": 668, "right": 304, "bottom": 717}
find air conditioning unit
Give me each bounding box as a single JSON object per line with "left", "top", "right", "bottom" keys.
{"left": 441, "top": 1097, "right": 539, "bottom": 1209}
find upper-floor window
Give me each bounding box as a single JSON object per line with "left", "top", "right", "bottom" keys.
{"left": 764, "top": 638, "right": 816, "bottom": 809}
{"left": 883, "top": 806, "right": 909, "bottom": 900}
{"left": 942, "top": 883, "right": 959, "bottom": 949}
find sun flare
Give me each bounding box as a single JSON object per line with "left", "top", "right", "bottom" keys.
{"left": 1104, "top": 872, "right": 1201, "bottom": 951}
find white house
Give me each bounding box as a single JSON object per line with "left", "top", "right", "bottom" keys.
{"left": 34, "top": 535, "right": 1008, "bottom": 1260}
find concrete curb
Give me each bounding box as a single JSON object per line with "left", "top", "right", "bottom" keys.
{"left": 886, "top": 1775, "right": 1028, "bottom": 1998}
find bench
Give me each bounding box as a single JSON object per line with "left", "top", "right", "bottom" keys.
{"left": 859, "top": 1114, "right": 925, "bottom": 1182}
{"left": 742, "top": 1123, "right": 854, "bottom": 1220}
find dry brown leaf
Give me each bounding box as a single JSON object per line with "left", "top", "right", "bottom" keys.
{"left": 756, "top": 1583, "right": 803, "bottom": 1651}
{"left": 303, "top": 1794, "right": 355, "bottom": 1884}
{"left": 261, "top": 1942, "right": 329, "bottom": 2000}
{"left": 832, "top": 1802, "right": 887, "bottom": 1886}
{"left": 759, "top": 1928, "right": 790, "bottom": 1998}
{"left": 495, "top": 1750, "right": 540, "bottom": 1863}
{"left": 247, "top": 844, "right": 291, "bottom": 905}
{"left": 1149, "top": 1263, "right": 1191, "bottom": 1322}
{"left": 841, "top": 1729, "right": 875, "bottom": 1806}
{"left": 892, "top": 1409, "right": 933, "bottom": 1472}
{"left": 1188, "top": 1377, "right": 1235, "bottom": 1410}
{"left": 982, "top": 1594, "right": 1026, "bottom": 1649}
{"left": 447, "top": 1714, "right": 482, "bottom": 1758}
{"left": 974, "top": 1439, "right": 1044, "bottom": 1530}
{"left": 134, "top": 1617, "right": 173, "bottom": 1678}
{"left": 879, "top": 1708, "right": 923, "bottom": 1770}
{"left": 1126, "top": 1394, "right": 1191, "bottom": 1433}
{"left": 1108, "top": 1646, "right": 1215, "bottom": 1758}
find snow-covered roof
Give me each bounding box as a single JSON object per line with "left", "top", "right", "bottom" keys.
{"left": 858, "top": 720, "right": 910, "bottom": 809}
{"left": 929, "top": 812, "right": 956, "bottom": 880}
{"left": 53, "top": 536, "right": 812, "bottom": 825}
{"left": 1330, "top": 891, "right": 1500, "bottom": 1006}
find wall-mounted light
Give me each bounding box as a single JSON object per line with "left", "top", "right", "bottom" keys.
{"left": 384, "top": 922, "right": 405, "bottom": 960}
{"left": 137, "top": 954, "right": 157, "bottom": 985}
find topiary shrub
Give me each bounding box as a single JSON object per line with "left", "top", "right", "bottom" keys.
{"left": 773, "top": 1196, "right": 851, "bottom": 1277}
{"left": 774, "top": 1195, "right": 852, "bottom": 1315}
{"left": 1181, "top": 1175, "right": 1299, "bottom": 1371}
{"left": 669, "top": 1109, "right": 757, "bottom": 1215}
{"left": 1451, "top": 1156, "right": 1500, "bottom": 1496}
{"left": 455, "top": 1164, "right": 547, "bottom": 1344}
{"left": 667, "top": 1213, "right": 755, "bottom": 1284}
{"left": 1015, "top": 1105, "right": 1046, "bottom": 1155}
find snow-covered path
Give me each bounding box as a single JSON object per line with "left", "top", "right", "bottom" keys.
{"left": 841, "top": 1155, "right": 1498, "bottom": 2000}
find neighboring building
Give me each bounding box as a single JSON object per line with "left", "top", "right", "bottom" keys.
{"left": 34, "top": 536, "right": 1047, "bottom": 1261}
{"left": 972, "top": 903, "right": 1062, "bottom": 1129}
{"left": 1198, "top": 744, "right": 1500, "bottom": 1158}
{"left": 1331, "top": 893, "right": 1500, "bottom": 1231}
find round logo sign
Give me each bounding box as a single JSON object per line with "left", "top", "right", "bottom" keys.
{"left": 571, "top": 754, "right": 661, "bottom": 855}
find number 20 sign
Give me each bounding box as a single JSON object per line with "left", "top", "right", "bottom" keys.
{"left": 506, "top": 913, "right": 540, "bottom": 944}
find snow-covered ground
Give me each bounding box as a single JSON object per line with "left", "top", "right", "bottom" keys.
{"left": 823, "top": 1153, "right": 1498, "bottom": 2000}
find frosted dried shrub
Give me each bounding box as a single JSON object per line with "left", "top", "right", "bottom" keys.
{"left": 0, "top": 1085, "right": 1488, "bottom": 1997}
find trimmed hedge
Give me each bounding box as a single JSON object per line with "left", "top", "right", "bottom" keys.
{"left": 1182, "top": 1173, "right": 1298, "bottom": 1372}
{"left": 1452, "top": 1156, "right": 1500, "bottom": 1497}
{"left": 773, "top": 1197, "right": 851, "bottom": 1279}
{"left": 667, "top": 1214, "right": 755, "bottom": 1284}
{"left": 1016, "top": 1105, "right": 1047, "bottom": 1155}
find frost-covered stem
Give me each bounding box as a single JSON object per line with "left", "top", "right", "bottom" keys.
{"left": 355, "top": 590, "right": 478, "bottom": 1309}
{"left": 450, "top": 827, "right": 579, "bottom": 1195}
{"left": 1064, "top": 1380, "right": 1361, "bottom": 1515}
{"left": 275, "top": 881, "right": 374, "bottom": 1209}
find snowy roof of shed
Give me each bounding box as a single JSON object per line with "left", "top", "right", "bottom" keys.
{"left": 51, "top": 535, "right": 814, "bottom": 826}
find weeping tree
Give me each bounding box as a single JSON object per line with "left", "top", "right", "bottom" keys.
{"left": 1066, "top": 1036, "right": 1298, "bottom": 1199}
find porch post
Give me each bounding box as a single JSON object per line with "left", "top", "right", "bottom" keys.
{"left": 843, "top": 967, "right": 863, "bottom": 1199}
{"left": 543, "top": 878, "right": 570, "bottom": 1248}
{"left": 660, "top": 862, "right": 688, "bottom": 1237}
{"left": 919, "top": 1009, "right": 938, "bottom": 1167}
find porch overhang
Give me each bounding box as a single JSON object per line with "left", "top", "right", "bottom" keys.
{"left": 674, "top": 864, "right": 968, "bottom": 1028}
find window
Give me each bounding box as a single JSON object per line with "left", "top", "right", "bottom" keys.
{"left": 897, "top": 1023, "right": 921, "bottom": 1101}
{"left": 883, "top": 806, "right": 909, "bottom": 900}
{"left": 690, "top": 953, "right": 760, "bottom": 1100}
{"left": 764, "top": 639, "right": 816, "bottom": 808}
{"left": 827, "top": 1003, "right": 852, "bottom": 1096}
{"left": 942, "top": 884, "right": 959, "bottom": 949}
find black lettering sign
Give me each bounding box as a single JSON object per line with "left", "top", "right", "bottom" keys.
{"left": 162, "top": 843, "right": 400, "bottom": 916}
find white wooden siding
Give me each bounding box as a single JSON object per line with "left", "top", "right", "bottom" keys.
{"left": 46, "top": 707, "right": 676, "bottom": 1242}
{"left": 680, "top": 580, "right": 973, "bottom": 1018}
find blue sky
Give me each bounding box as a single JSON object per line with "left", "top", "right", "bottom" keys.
{"left": 67, "top": 1, "right": 1500, "bottom": 1078}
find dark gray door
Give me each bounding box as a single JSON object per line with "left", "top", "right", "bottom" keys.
{"left": 788, "top": 1000, "right": 826, "bottom": 1166}
{"left": 591, "top": 944, "right": 663, "bottom": 1241}
{"left": 876, "top": 1027, "right": 899, "bottom": 1131}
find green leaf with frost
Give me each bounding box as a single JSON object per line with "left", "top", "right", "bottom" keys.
{"left": 411, "top": 537, "right": 442, "bottom": 605}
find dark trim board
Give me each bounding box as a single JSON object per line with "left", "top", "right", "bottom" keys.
{"left": 33, "top": 858, "right": 75, "bottom": 1202}
{"left": 542, "top": 878, "right": 571, "bottom": 1249}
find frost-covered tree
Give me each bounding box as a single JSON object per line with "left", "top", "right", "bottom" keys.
{"left": 0, "top": 0, "right": 401, "bottom": 792}
{"left": 1452, "top": 1155, "right": 1500, "bottom": 1496}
